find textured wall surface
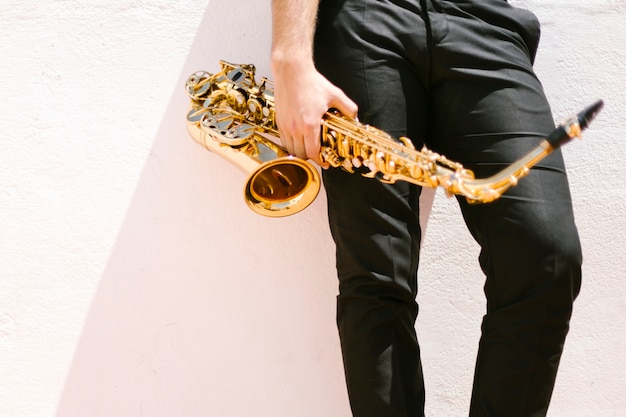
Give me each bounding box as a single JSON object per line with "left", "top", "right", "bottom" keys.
{"left": 1, "top": 1, "right": 624, "bottom": 416}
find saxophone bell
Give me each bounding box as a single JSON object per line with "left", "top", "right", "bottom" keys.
{"left": 244, "top": 156, "right": 321, "bottom": 217}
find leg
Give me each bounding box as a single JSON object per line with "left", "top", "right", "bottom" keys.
{"left": 323, "top": 168, "right": 424, "bottom": 417}
{"left": 460, "top": 160, "right": 582, "bottom": 417}
{"left": 314, "top": 1, "right": 430, "bottom": 415}
{"left": 428, "top": 2, "right": 582, "bottom": 415}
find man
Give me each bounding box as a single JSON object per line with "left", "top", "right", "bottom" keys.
{"left": 270, "top": 1, "right": 582, "bottom": 416}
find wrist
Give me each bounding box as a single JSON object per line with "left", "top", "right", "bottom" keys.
{"left": 270, "top": 49, "right": 314, "bottom": 74}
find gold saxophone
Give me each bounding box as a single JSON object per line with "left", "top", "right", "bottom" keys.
{"left": 185, "top": 60, "right": 603, "bottom": 217}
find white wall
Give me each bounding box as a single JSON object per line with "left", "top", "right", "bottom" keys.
{"left": 1, "top": 1, "right": 624, "bottom": 416}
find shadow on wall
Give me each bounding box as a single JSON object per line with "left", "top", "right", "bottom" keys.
{"left": 55, "top": 1, "right": 436, "bottom": 416}
{"left": 55, "top": 1, "right": 346, "bottom": 416}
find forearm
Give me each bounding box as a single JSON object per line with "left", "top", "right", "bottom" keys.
{"left": 270, "top": 0, "right": 356, "bottom": 163}
{"left": 270, "top": 0, "right": 320, "bottom": 67}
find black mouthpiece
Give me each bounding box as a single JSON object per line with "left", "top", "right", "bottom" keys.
{"left": 546, "top": 99, "right": 604, "bottom": 149}
{"left": 578, "top": 99, "right": 604, "bottom": 130}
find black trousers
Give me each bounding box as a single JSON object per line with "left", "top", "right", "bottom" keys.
{"left": 313, "top": 1, "right": 582, "bottom": 416}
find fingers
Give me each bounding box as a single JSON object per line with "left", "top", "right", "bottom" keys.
{"left": 280, "top": 115, "right": 326, "bottom": 167}
{"left": 305, "top": 122, "right": 327, "bottom": 168}
{"left": 274, "top": 101, "right": 325, "bottom": 164}
{"left": 275, "top": 113, "right": 318, "bottom": 162}
{"left": 330, "top": 87, "right": 359, "bottom": 120}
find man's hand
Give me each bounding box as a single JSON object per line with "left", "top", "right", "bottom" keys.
{"left": 270, "top": 0, "right": 357, "bottom": 167}
{"left": 271, "top": 59, "right": 358, "bottom": 167}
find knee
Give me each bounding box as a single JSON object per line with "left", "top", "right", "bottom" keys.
{"left": 481, "top": 218, "right": 583, "bottom": 314}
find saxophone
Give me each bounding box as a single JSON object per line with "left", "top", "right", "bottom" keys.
{"left": 185, "top": 60, "right": 603, "bottom": 217}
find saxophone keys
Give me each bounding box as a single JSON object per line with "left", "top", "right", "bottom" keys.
{"left": 339, "top": 137, "right": 351, "bottom": 157}
{"left": 342, "top": 159, "right": 354, "bottom": 173}
{"left": 357, "top": 147, "right": 366, "bottom": 161}
{"left": 424, "top": 175, "right": 440, "bottom": 188}
{"left": 201, "top": 111, "right": 233, "bottom": 132}
{"left": 227, "top": 89, "right": 247, "bottom": 112}
{"left": 362, "top": 170, "right": 378, "bottom": 179}
{"left": 228, "top": 123, "right": 255, "bottom": 139}
{"left": 321, "top": 128, "right": 336, "bottom": 148}
{"left": 365, "top": 159, "right": 378, "bottom": 175}
{"left": 399, "top": 136, "right": 416, "bottom": 150}
{"left": 409, "top": 164, "right": 424, "bottom": 179}
{"left": 440, "top": 175, "right": 454, "bottom": 190}
{"left": 385, "top": 156, "right": 396, "bottom": 174}
{"left": 375, "top": 151, "right": 386, "bottom": 172}
{"left": 186, "top": 107, "right": 206, "bottom": 123}
{"left": 185, "top": 71, "right": 211, "bottom": 98}
{"left": 221, "top": 123, "right": 255, "bottom": 146}
{"left": 321, "top": 147, "right": 342, "bottom": 168}
{"left": 247, "top": 98, "right": 264, "bottom": 119}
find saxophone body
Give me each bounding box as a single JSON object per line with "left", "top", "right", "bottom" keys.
{"left": 185, "top": 60, "right": 602, "bottom": 217}
{"left": 186, "top": 63, "right": 321, "bottom": 217}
